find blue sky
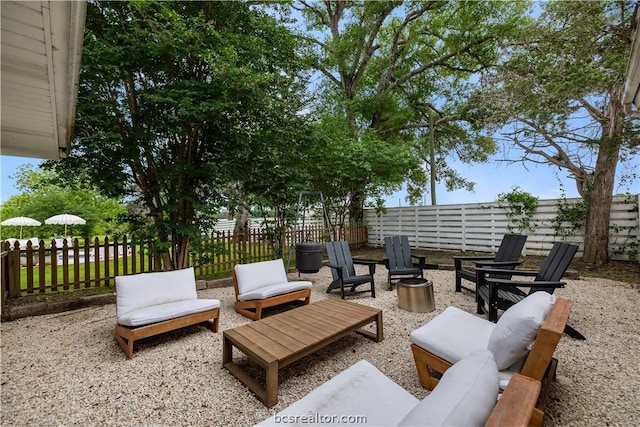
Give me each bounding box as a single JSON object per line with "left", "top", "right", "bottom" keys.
{"left": 3, "top": 152, "right": 637, "bottom": 207}
{"left": 382, "top": 154, "right": 639, "bottom": 207}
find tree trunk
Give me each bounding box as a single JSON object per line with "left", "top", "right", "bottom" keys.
{"left": 348, "top": 189, "right": 365, "bottom": 224}
{"left": 233, "top": 201, "right": 251, "bottom": 241}
{"left": 582, "top": 91, "right": 623, "bottom": 266}
{"left": 430, "top": 114, "right": 437, "bottom": 205}
{"left": 582, "top": 147, "right": 618, "bottom": 266}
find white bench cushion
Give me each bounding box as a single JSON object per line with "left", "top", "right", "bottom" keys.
{"left": 410, "top": 306, "right": 494, "bottom": 363}
{"left": 398, "top": 350, "right": 499, "bottom": 427}
{"left": 234, "top": 259, "right": 289, "bottom": 295}
{"left": 117, "top": 298, "right": 220, "bottom": 327}
{"left": 488, "top": 291, "right": 556, "bottom": 369}
{"left": 238, "top": 280, "right": 312, "bottom": 301}
{"left": 116, "top": 267, "right": 198, "bottom": 319}
{"left": 256, "top": 360, "right": 418, "bottom": 427}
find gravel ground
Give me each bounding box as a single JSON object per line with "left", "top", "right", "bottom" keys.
{"left": 1, "top": 266, "right": 639, "bottom": 426}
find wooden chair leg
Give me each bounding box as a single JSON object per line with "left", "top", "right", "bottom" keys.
{"left": 410, "top": 344, "right": 452, "bottom": 390}
{"left": 115, "top": 328, "right": 134, "bottom": 359}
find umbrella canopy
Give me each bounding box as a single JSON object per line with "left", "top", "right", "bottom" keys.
{"left": 1, "top": 216, "right": 41, "bottom": 239}
{"left": 45, "top": 214, "right": 86, "bottom": 237}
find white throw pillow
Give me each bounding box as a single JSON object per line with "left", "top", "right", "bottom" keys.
{"left": 487, "top": 291, "right": 556, "bottom": 370}
{"left": 398, "top": 350, "right": 499, "bottom": 427}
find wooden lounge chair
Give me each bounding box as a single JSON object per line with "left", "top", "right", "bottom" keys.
{"left": 476, "top": 242, "right": 584, "bottom": 340}
{"left": 232, "top": 259, "right": 312, "bottom": 320}
{"left": 115, "top": 268, "right": 220, "bottom": 359}
{"left": 326, "top": 240, "right": 376, "bottom": 299}
{"left": 258, "top": 355, "right": 542, "bottom": 427}
{"left": 383, "top": 235, "right": 427, "bottom": 290}
{"left": 410, "top": 292, "right": 573, "bottom": 427}
{"left": 453, "top": 234, "right": 527, "bottom": 293}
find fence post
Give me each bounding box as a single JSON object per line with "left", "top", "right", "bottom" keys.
{"left": 7, "top": 249, "right": 20, "bottom": 298}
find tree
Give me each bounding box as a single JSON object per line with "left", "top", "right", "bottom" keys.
{"left": 66, "top": 1, "right": 306, "bottom": 269}
{"left": 473, "top": 0, "right": 640, "bottom": 266}
{"left": 296, "top": 0, "right": 527, "bottom": 218}
{"left": 0, "top": 164, "right": 126, "bottom": 239}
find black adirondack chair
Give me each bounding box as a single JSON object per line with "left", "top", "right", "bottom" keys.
{"left": 453, "top": 234, "right": 528, "bottom": 293}
{"left": 326, "top": 240, "right": 376, "bottom": 299}
{"left": 383, "top": 235, "right": 426, "bottom": 290}
{"left": 476, "top": 242, "right": 585, "bottom": 340}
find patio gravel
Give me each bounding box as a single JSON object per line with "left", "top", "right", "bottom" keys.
{"left": 1, "top": 266, "right": 639, "bottom": 426}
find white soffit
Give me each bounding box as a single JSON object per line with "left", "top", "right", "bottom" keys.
{"left": 623, "top": 6, "right": 640, "bottom": 118}
{"left": 1, "top": 0, "right": 86, "bottom": 159}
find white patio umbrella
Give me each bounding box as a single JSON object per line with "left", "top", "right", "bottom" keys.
{"left": 1, "top": 216, "right": 41, "bottom": 239}
{"left": 44, "top": 214, "right": 86, "bottom": 238}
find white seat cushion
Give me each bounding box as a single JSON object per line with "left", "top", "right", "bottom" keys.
{"left": 116, "top": 267, "right": 198, "bottom": 318}
{"left": 410, "top": 306, "right": 520, "bottom": 387}
{"left": 234, "top": 259, "right": 289, "bottom": 295}
{"left": 488, "top": 291, "right": 556, "bottom": 369}
{"left": 410, "top": 307, "right": 495, "bottom": 363}
{"left": 398, "top": 350, "right": 500, "bottom": 427}
{"left": 238, "top": 280, "right": 312, "bottom": 301}
{"left": 256, "top": 360, "right": 418, "bottom": 427}
{"left": 117, "top": 298, "right": 220, "bottom": 327}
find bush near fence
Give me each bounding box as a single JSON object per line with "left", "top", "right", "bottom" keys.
{"left": 364, "top": 194, "right": 639, "bottom": 261}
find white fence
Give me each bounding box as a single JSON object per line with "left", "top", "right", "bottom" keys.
{"left": 212, "top": 218, "right": 325, "bottom": 233}
{"left": 364, "top": 194, "right": 639, "bottom": 261}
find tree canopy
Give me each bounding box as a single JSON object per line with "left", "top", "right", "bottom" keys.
{"left": 295, "top": 0, "right": 529, "bottom": 216}
{"left": 64, "top": 1, "right": 309, "bottom": 268}
{"left": 0, "top": 164, "right": 126, "bottom": 240}
{"left": 472, "top": 0, "right": 639, "bottom": 265}
{"left": 13, "top": 0, "right": 635, "bottom": 268}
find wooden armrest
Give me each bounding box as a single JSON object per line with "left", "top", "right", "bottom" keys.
{"left": 485, "top": 374, "right": 541, "bottom": 427}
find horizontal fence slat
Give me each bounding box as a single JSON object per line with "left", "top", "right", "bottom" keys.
{"left": 365, "top": 194, "right": 639, "bottom": 261}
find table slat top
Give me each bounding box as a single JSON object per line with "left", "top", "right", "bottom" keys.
{"left": 224, "top": 298, "right": 381, "bottom": 363}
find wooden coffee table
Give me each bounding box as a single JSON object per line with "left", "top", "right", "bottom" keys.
{"left": 222, "top": 298, "right": 383, "bottom": 407}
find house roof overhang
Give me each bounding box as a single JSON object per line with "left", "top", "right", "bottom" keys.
{"left": 1, "top": 0, "right": 86, "bottom": 159}
{"left": 623, "top": 6, "right": 640, "bottom": 118}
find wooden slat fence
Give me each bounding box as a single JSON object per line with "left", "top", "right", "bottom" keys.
{"left": 0, "top": 224, "right": 368, "bottom": 299}
{"left": 192, "top": 224, "right": 367, "bottom": 279}
{"left": 1, "top": 236, "right": 159, "bottom": 298}
{"left": 365, "top": 194, "right": 639, "bottom": 261}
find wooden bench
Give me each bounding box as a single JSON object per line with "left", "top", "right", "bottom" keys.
{"left": 232, "top": 259, "right": 312, "bottom": 320}
{"left": 115, "top": 267, "right": 220, "bottom": 359}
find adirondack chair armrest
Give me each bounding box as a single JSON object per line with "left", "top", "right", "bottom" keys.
{"left": 452, "top": 255, "right": 494, "bottom": 270}
{"left": 452, "top": 255, "right": 495, "bottom": 261}
{"left": 487, "top": 278, "right": 566, "bottom": 289}
{"left": 411, "top": 254, "right": 427, "bottom": 269}
{"left": 353, "top": 259, "right": 378, "bottom": 265}
{"left": 476, "top": 267, "right": 539, "bottom": 276}
{"left": 327, "top": 263, "right": 345, "bottom": 280}
{"left": 474, "top": 260, "right": 522, "bottom": 268}
{"left": 353, "top": 259, "right": 377, "bottom": 275}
